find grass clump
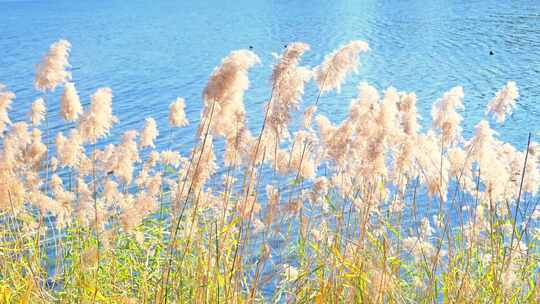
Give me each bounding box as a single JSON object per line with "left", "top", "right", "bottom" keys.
{"left": 0, "top": 39, "right": 539, "bottom": 303}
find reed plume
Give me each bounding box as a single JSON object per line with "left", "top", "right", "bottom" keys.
{"left": 431, "top": 86, "right": 464, "bottom": 145}
{"left": 140, "top": 117, "right": 159, "bottom": 148}
{"left": 34, "top": 39, "right": 71, "bottom": 92}
{"left": 79, "top": 87, "right": 117, "bottom": 143}
{"left": 60, "top": 82, "right": 82, "bottom": 122}
{"left": 314, "top": 40, "right": 370, "bottom": 93}
{"left": 268, "top": 42, "right": 312, "bottom": 140}
{"left": 29, "top": 97, "right": 46, "bottom": 126}
{"left": 169, "top": 97, "right": 189, "bottom": 127}
{"left": 0, "top": 84, "right": 15, "bottom": 135}
{"left": 486, "top": 81, "right": 519, "bottom": 123}
{"left": 201, "top": 49, "right": 260, "bottom": 138}
{"left": 2, "top": 39, "right": 540, "bottom": 304}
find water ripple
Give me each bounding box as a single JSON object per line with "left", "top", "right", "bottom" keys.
{"left": 0, "top": 0, "right": 539, "bottom": 153}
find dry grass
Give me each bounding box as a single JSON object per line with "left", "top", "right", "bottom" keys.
{"left": 0, "top": 39, "right": 539, "bottom": 303}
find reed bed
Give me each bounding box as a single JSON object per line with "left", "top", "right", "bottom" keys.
{"left": 0, "top": 39, "right": 539, "bottom": 303}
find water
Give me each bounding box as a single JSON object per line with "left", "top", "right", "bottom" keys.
{"left": 2, "top": 0, "right": 540, "bottom": 298}
{"left": 1, "top": 0, "right": 540, "bottom": 151}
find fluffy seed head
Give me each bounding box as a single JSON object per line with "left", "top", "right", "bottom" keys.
{"left": 34, "top": 39, "right": 71, "bottom": 92}
{"left": 314, "top": 40, "right": 370, "bottom": 93}
{"left": 29, "top": 98, "right": 46, "bottom": 126}
{"left": 302, "top": 105, "right": 317, "bottom": 129}
{"left": 431, "top": 86, "right": 464, "bottom": 145}
{"left": 56, "top": 129, "right": 84, "bottom": 168}
{"left": 169, "top": 97, "right": 189, "bottom": 127}
{"left": 268, "top": 42, "right": 312, "bottom": 139}
{"left": 60, "top": 82, "right": 82, "bottom": 121}
{"left": 79, "top": 87, "right": 117, "bottom": 143}
{"left": 201, "top": 49, "right": 260, "bottom": 138}
{"left": 0, "top": 84, "right": 15, "bottom": 135}
{"left": 399, "top": 92, "right": 419, "bottom": 136}
{"left": 140, "top": 117, "right": 159, "bottom": 148}
{"left": 160, "top": 150, "right": 183, "bottom": 168}
{"left": 486, "top": 81, "right": 519, "bottom": 124}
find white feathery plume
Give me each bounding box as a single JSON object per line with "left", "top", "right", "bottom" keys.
{"left": 393, "top": 91, "right": 420, "bottom": 178}
{"left": 447, "top": 147, "right": 474, "bottom": 189}
{"left": 361, "top": 130, "right": 388, "bottom": 180}
{"left": 0, "top": 84, "right": 15, "bottom": 136}
{"left": 188, "top": 135, "right": 217, "bottom": 190}
{"left": 34, "top": 39, "right": 71, "bottom": 92}
{"left": 1, "top": 123, "right": 28, "bottom": 169}
{"left": 79, "top": 87, "right": 117, "bottom": 143}
{"left": 29, "top": 97, "right": 46, "bottom": 126}
{"left": 286, "top": 130, "right": 318, "bottom": 179}
{"left": 501, "top": 145, "right": 540, "bottom": 197}
{"left": 523, "top": 151, "right": 540, "bottom": 195}
{"left": 377, "top": 87, "right": 400, "bottom": 138}
{"left": 146, "top": 150, "right": 160, "bottom": 168}
{"left": 169, "top": 97, "right": 189, "bottom": 127}
{"left": 348, "top": 82, "right": 379, "bottom": 136}
{"left": 104, "top": 179, "right": 121, "bottom": 202}
{"left": 50, "top": 156, "right": 59, "bottom": 172}
{"left": 145, "top": 173, "right": 162, "bottom": 197}
{"left": 316, "top": 115, "right": 353, "bottom": 168}
{"left": 399, "top": 92, "right": 419, "bottom": 137}
{"left": 394, "top": 136, "right": 416, "bottom": 178}
{"left": 199, "top": 49, "right": 259, "bottom": 170}
{"left": 486, "top": 81, "right": 519, "bottom": 124}
{"left": 25, "top": 128, "right": 47, "bottom": 165}
{"left": 201, "top": 49, "right": 260, "bottom": 138}
{"left": 50, "top": 173, "right": 63, "bottom": 190}
{"left": 415, "top": 132, "right": 449, "bottom": 199}
{"left": 467, "top": 120, "right": 510, "bottom": 201}
{"left": 302, "top": 105, "right": 317, "bottom": 129}
{"left": 108, "top": 130, "right": 140, "bottom": 184}
{"left": 354, "top": 81, "right": 380, "bottom": 108}
{"left": 268, "top": 42, "right": 312, "bottom": 139}
{"left": 56, "top": 129, "right": 84, "bottom": 168}
{"left": 0, "top": 168, "right": 25, "bottom": 213}
{"left": 431, "top": 86, "right": 464, "bottom": 145}
{"left": 140, "top": 117, "right": 159, "bottom": 148}
{"left": 60, "top": 82, "right": 82, "bottom": 121}
{"left": 224, "top": 127, "right": 253, "bottom": 166}
{"left": 160, "top": 150, "right": 184, "bottom": 168}
{"left": 8, "top": 122, "right": 32, "bottom": 149}
{"left": 467, "top": 120, "right": 498, "bottom": 166}
{"left": 314, "top": 40, "right": 370, "bottom": 93}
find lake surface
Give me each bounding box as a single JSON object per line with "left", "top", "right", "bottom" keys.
{"left": 1, "top": 0, "right": 540, "bottom": 152}
{"left": 2, "top": 0, "right": 540, "bottom": 298}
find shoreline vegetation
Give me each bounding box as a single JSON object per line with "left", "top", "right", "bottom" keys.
{"left": 0, "top": 39, "right": 539, "bottom": 303}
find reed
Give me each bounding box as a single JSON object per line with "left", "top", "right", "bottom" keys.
{"left": 0, "top": 39, "right": 539, "bottom": 303}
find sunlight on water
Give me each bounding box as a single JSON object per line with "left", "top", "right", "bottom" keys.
{"left": 1, "top": 1, "right": 540, "bottom": 302}
{"left": 1, "top": 0, "right": 539, "bottom": 152}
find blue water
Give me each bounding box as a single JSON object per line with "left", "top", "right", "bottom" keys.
{"left": 3, "top": 0, "right": 540, "bottom": 298}
{"left": 2, "top": 0, "right": 540, "bottom": 151}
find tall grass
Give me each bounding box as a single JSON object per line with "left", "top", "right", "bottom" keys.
{"left": 0, "top": 39, "right": 539, "bottom": 303}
